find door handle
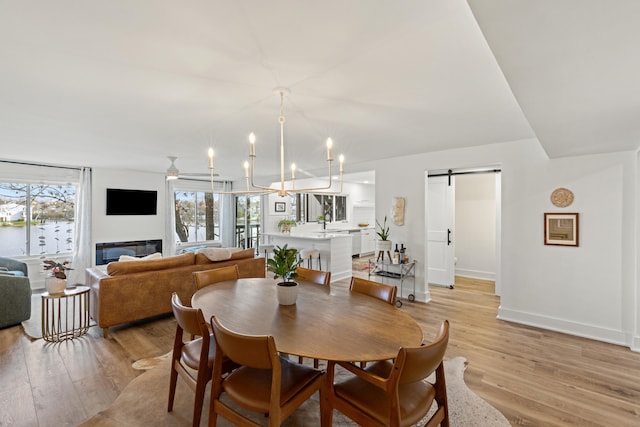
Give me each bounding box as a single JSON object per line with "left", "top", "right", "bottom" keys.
{"left": 447, "top": 229, "right": 452, "bottom": 246}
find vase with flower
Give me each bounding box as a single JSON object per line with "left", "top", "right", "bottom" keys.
{"left": 43, "top": 260, "right": 73, "bottom": 294}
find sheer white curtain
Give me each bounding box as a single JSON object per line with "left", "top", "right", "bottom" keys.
{"left": 221, "top": 181, "right": 235, "bottom": 247}
{"left": 68, "top": 167, "right": 91, "bottom": 285}
{"left": 165, "top": 179, "right": 177, "bottom": 256}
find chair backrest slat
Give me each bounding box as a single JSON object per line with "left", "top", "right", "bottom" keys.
{"left": 296, "top": 266, "right": 330, "bottom": 287}
{"left": 210, "top": 316, "right": 275, "bottom": 370}
{"left": 349, "top": 276, "right": 397, "bottom": 305}
{"left": 171, "top": 293, "right": 207, "bottom": 338}
{"left": 192, "top": 265, "right": 240, "bottom": 291}
{"left": 399, "top": 320, "right": 450, "bottom": 384}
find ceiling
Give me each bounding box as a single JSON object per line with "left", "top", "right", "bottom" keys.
{"left": 1, "top": 1, "right": 638, "bottom": 182}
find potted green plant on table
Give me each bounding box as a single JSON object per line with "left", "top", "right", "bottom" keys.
{"left": 42, "top": 259, "right": 73, "bottom": 294}
{"left": 267, "top": 244, "right": 302, "bottom": 305}
{"left": 375, "top": 215, "right": 393, "bottom": 261}
{"left": 278, "top": 219, "right": 297, "bottom": 234}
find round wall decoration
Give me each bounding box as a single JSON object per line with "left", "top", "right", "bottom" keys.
{"left": 550, "top": 188, "right": 574, "bottom": 207}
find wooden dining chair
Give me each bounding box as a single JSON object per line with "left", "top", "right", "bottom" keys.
{"left": 192, "top": 264, "right": 239, "bottom": 291}
{"left": 295, "top": 266, "right": 331, "bottom": 367}
{"left": 295, "top": 266, "right": 331, "bottom": 287}
{"left": 322, "top": 320, "right": 450, "bottom": 427}
{"left": 349, "top": 276, "right": 397, "bottom": 305}
{"left": 167, "top": 293, "right": 236, "bottom": 427}
{"left": 209, "top": 315, "right": 326, "bottom": 427}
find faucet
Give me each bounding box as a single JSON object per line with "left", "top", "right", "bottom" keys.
{"left": 323, "top": 213, "right": 332, "bottom": 230}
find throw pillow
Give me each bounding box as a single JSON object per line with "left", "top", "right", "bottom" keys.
{"left": 118, "top": 252, "right": 162, "bottom": 262}
{"left": 198, "top": 248, "right": 233, "bottom": 261}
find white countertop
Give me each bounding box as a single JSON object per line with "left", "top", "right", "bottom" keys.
{"left": 262, "top": 232, "right": 353, "bottom": 240}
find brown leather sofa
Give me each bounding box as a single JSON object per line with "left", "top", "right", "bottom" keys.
{"left": 86, "top": 249, "right": 265, "bottom": 337}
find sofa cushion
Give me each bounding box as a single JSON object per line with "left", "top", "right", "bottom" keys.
{"left": 107, "top": 252, "right": 195, "bottom": 276}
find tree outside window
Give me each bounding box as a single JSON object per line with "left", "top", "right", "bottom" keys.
{"left": 174, "top": 191, "right": 219, "bottom": 243}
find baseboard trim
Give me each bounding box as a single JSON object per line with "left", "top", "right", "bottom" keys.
{"left": 497, "top": 306, "right": 630, "bottom": 349}
{"left": 455, "top": 268, "right": 495, "bottom": 281}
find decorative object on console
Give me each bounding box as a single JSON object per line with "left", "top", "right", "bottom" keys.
{"left": 375, "top": 215, "right": 393, "bottom": 261}
{"left": 267, "top": 244, "right": 302, "bottom": 305}
{"left": 544, "top": 212, "right": 579, "bottom": 247}
{"left": 550, "top": 187, "right": 574, "bottom": 208}
{"left": 43, "top": 260, "right": 73, "bottom": 294}
{"left": 392, "top": 196, "right": 405, "bottom": 225}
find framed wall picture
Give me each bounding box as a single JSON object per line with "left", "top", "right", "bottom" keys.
{"left": 274, "top": 202, "right": 286, "bottom": 212}
{"left": 544, "top": 213, "right": 579, "bottom": 246}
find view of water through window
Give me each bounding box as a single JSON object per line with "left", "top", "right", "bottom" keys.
{"left": 0, "top": 182, "right": 76, "bottom": 257}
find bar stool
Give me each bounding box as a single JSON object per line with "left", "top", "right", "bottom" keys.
{"left": 299, "top": 248, "right": 321, "bottom": 270}
{"left": 258, "top": 244, "right": 275, "bottom": 260}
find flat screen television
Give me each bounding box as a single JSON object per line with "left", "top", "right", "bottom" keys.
{"left": 106, "top": 188, "right": 157, "bottom": 215}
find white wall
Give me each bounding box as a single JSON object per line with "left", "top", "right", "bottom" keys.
{"left": 360, "top": 138, "right": 637, "bottom": 350}
{"left": 91, "top": 168, "right": 167, "bottom": 265}
{"left": 454, "top": 173, "right": 497, "bottom": 280}
{"left": 78, "top": 139, "right": 639, "bottom": 350}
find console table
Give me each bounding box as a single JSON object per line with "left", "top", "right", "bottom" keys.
{"left": 41, "top": 285, "right": 91, "bottom": 342}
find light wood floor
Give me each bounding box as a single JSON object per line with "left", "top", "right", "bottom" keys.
{"left": 1, "top": 273, "right": 639, "bottom": 426}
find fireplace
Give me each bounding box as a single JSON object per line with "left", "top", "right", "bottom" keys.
{"left": 95, "top": 239, "right": 163, "bottom": 265}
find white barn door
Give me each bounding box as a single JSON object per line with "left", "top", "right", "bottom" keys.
{"left": 427, "top": 175, "right": 455, "bottom": 288}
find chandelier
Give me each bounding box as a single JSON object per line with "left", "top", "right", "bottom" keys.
{"left": 208, "top": 88, "right": 344, "bottom": 196}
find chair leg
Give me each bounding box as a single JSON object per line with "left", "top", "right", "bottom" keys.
{"left": 191, "top": 368, "right": 209, "bottom": 427}
{"left": 167, "top": 361, "right": 178, "bottom": 412}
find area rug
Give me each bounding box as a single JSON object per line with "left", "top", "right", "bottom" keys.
{"left": 352, "top": 256, "right": 373, "bottom": 272}
{"left": 78, "top": 355, "right": 510, "bottom": 427}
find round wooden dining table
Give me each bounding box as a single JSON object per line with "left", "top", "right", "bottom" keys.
{"left": 191, "top": 278, "right": 424, "bottom": 362}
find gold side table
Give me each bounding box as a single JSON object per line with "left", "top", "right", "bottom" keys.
{"left": 41, "top": 285, "right": 90, "bottom": 342}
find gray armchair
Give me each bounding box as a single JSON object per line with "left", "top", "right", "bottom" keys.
{"left": 0, "top": 257, "right": 32, "bottom": 329}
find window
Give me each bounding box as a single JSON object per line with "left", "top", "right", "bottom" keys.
{"left": 305, "top": 194, "right": 347, "bottom": 222}
{"left": 174, "top": 190, "right": 220, "bottom": 243}
{"left": 0, "top": 183, "right": 76, "bottom": 257}
{"left": 235, "top": 195, "right": 261, "bottom": 249}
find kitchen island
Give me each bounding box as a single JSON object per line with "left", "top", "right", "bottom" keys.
{"left": 262, "top": 231, "right": 353, "bottom": 283}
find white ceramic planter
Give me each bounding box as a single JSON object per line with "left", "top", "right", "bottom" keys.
{"left": 45, "top": 277, "right": 67, "bottom": 294}
{"left": 276, "top": 282, "right": 299, "bottom": 305}
{"left": 375, "top": 240, "right": 392, "bottom": 252}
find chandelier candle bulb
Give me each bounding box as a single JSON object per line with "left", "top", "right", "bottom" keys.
{"left": 291, "top": 163, "right": 296, "bottom": 179}
{"left": 326, "top": 138, "right": 333, "bottom": 160}
{"left": 244, "top": 161, "right": 249, "bottom": 178}
{"left": 208, "top": 148, "right": 214, "bottom": 169}
{"left": 339, "top": 154, "right": 344, "bottom": 172}
{"left": 249, "top": 132, "right": 256, "bottom": 156}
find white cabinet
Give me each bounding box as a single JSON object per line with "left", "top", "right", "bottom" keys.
{"left": 350, "top": 231, "right": 361, "bottom": 256}
{"left": 360, "top": 229, "right": 375, "bottom": 255}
